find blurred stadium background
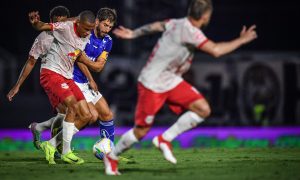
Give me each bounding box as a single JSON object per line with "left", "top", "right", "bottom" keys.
{"left": 0, "top": 0, "right": 300, "bottom": 150}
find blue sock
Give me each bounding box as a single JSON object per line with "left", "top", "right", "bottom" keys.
{"left": 99, "top": 119, "right": 115, "bottom": 143}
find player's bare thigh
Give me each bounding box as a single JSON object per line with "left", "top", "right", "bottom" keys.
{"left": 94, "top": 97, "right": 114, "bottom": 121}
{"left": 74, "top": 99, "right": 93, "bottom": 128}
{"left": 87, "top": 102, "right": 99, "bottom": 124}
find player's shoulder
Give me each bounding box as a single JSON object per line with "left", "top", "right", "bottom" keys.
{"left": 104, "top": 34, "right": 112, "bottom": 42}
{"left": 183, "top": 18, "right": 204, "bottom": 34}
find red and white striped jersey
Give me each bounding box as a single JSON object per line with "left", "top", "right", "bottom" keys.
{"left": 138, "top": 18, "right": 208, "bottom": 93}
{"left": 41, "top": 21, "right": 89, "bottom": 79}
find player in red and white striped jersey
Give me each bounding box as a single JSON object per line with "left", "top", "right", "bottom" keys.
{"left": 104, "top": 0, "right": 257, "bottom": 175}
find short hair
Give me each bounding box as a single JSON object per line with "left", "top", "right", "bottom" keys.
{"left": 49, "top": 6, "right": 70, "bottom": 21}
{"left": 97, "top": 8, "right": 117, "bottom": 23}
{"left": 188, "top": 0, "right": 213, "bottom": 20}
{"left": 79, "top": 10, "right": 96, "bottom": 23}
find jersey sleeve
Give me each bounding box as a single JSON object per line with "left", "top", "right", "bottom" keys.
{"left": 50, "top": 22, "right": 68, "bottom": 32}
{"left": 99, "top": 37, "right": 113, "bottom": 60}
{"left": 29, "top": 32, "right": 53, "bottom": 60}
{"left": 181, "top": 27, "right": 208, "bottom": 48}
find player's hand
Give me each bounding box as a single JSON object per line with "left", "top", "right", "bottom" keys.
{"left": 113, "top": 26, "right": 134, "bottom": 39}
{"left": 239, "top": 25, "right": 257, "bottom": 44}
{"left": 89, "top": 80, "right": 98, "bottom": 92}
{"left": 28, "top": 11, "right": 40, "bottom": 25}
{"left": 7, "top": 86, "right": 20, "bottom": 101}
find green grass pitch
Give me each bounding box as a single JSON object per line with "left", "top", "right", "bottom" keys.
{"left": 1, "top": 148, "right": 300, "bottom": 180}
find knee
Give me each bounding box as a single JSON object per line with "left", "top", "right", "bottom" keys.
{"left": 89, "top": 111, "right": 99, "bottom": 124}
{"left": 199, "top": 104, "right": 211, "bottom": 118}
{"left": 100, "top": 110, "right": 114, "bottom": 121}
{"left": 133, "top": 126, "right": 151, "bottom": 140}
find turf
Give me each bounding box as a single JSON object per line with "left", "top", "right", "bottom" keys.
{"left": 0, "top": 148, "right": 300, "bottom": 180}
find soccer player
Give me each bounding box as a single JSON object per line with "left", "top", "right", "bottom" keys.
{"left": 71, "top": 7, "right": 117, "bottom": 144}
{"left": 104, "top": 0, "right": 257, "bottom": 175}
{"left": 7, "top": 6, "right": 71, "bottom": 150}
{"left": 31, "top": 8, "right": 117, "bottom": 155}
{"left": 28, "top": 10, "right": 96, "bottom": 164}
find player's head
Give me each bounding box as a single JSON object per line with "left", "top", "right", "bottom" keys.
{"left": 49, "top": 6, "right": 70, "bottom": 23}
{"left": 188, "top": 0, "right": 213, "bottom": 27}
{"left": 95, "top": 7, "right": 117, "bottom": 38}
{"left": 76, "top": 10, "right": 96, "bottom": 38}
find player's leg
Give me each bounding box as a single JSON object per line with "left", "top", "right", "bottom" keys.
{"left": 94, "top": 97, "right": 115, "bottom": 142}
{"left": 104, "top": 83, "right": 166, "bottom": 175}
{"left": 155, "top": 81, "right": 210, "bottom": 164}
{"left": 39, "top": 70, "right": 90, "bottom": 164}
{"left": 29, "top": 103, "right": 66, "bottom": 150}
{"left": 162, "top": 81, "right": 210, "bottom": 141}
{"left": 76, "top": 82, "right": 115, "bottom": 142}
{"left": 59, "top": 80, "right": 93, "bottom": 164}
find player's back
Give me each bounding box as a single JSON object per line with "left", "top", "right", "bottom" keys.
{"left": 138, "top": 17, "right": 207, "bottom": 92}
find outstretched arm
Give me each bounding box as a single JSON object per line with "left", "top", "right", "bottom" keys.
{"left": 29, "top": 11, "right": 52, "bottom": 31}
{"left": 7, "top": 56, "right": 37, "bottom": 101}
{"left": 113, "top": 21, "right": 166, "bottom": 39}
{"left": 200, "top": 25, "right": 257, "bottom": 58}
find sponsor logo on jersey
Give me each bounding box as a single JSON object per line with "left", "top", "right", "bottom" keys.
{"left": 145, "top": 115, "right": 154, "bottom": 125}
{"left": 61, "top": 83, "right": 69, "bottom": 89}
{"left": 67, "top": 49, "right": 81, "bottom": 62}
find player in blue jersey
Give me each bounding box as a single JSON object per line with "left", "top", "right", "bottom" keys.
{"left": 69, "top": 7, "right": 117, "bottom": 143}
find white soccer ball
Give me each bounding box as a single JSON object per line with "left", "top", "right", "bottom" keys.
{"left": 93, "top": 138, "right": 113, "bottom": 160}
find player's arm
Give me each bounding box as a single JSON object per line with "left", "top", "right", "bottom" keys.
{"left": 77, "top": 52, "right": 108, "bottom": 72}
{"left": 7, "top": 56, "right": 37, "bottom": 101}
{"left": 113, "top": 21, "right": 166, "bottom": 39}
{"left": 29, "top": 11, "right": 52, "bottom": 31}
{"left": 76, "top": 62, "right": 98, "bottom": 91}
{"left": 200, "top": 25, "right": 257, "bottom": 58}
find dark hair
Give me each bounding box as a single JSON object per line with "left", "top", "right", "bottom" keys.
{"left": 97, "top": 8, "right": 117, "bottom": 23}
{"left": 79, "top": 10, "right": 96, "bottom": 23}
{"left": 188, "top": 0, "right": 213, "bottom": 20}
{"left": 49, "top": 6, "right": 70, "bottom": 21}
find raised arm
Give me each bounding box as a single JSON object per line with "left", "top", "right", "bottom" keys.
{"left": 7, "top": 56, "right": 37, "bottom": 101}
{"left": 113, "top": 21, "right": 166, "bottom": 39}
{"left": 200, "top": 25, "right": 257, "bottom": 58}
{"left": 29, "top": 11, "right": 53, "bottom": 31}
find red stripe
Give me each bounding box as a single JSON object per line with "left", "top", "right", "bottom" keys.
{"left": 73, "top": 22, "right": 80, "bottom": 37}
{"left": 50, "top": 23, "right": 54, "bottom": 31}
{"left": 197, "top": 39, "right": 209, "bottom": 49}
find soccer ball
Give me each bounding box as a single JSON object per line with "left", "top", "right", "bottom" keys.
{"left": 93, "top": 138, "right": 113, "bottom": 160}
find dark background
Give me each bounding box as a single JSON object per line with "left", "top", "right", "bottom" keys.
{"left": 0, "top": 0, "right": 299, "bottom": 128}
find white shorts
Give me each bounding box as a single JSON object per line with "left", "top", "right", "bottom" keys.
{"left": 75, "top": 82, "right": 102, "bottom": 105}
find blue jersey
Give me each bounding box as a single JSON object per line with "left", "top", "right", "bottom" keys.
{"left": 73, "top": 30, "right": 113, "bottom": 83}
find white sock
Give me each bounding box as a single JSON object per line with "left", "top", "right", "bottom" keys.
{"left": 112, "top": 129, "right": 138, "bottom": 157}
{"left": 49, "top": 126, "right": 80, "bottom": 148}
{"left": 48, "top": 131, "right": 62, "bottom": 147}
{"left": 35, "top": 114, "right": 64, "bottom": 132}
{"left": 62, "top": 120, "right": 75, "bottom": 155}
{"left": 162, "top": 111, "right": 204, "bottom": 142}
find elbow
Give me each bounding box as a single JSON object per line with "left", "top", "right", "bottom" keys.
{"left": 210, "top": 49, "right": 223, "bottom": 58}
{"left": 212, "top": 53, "right": 222, "bottom": 58}
{"left": 94, "top": 66, "right": 104, "bottom": 73}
